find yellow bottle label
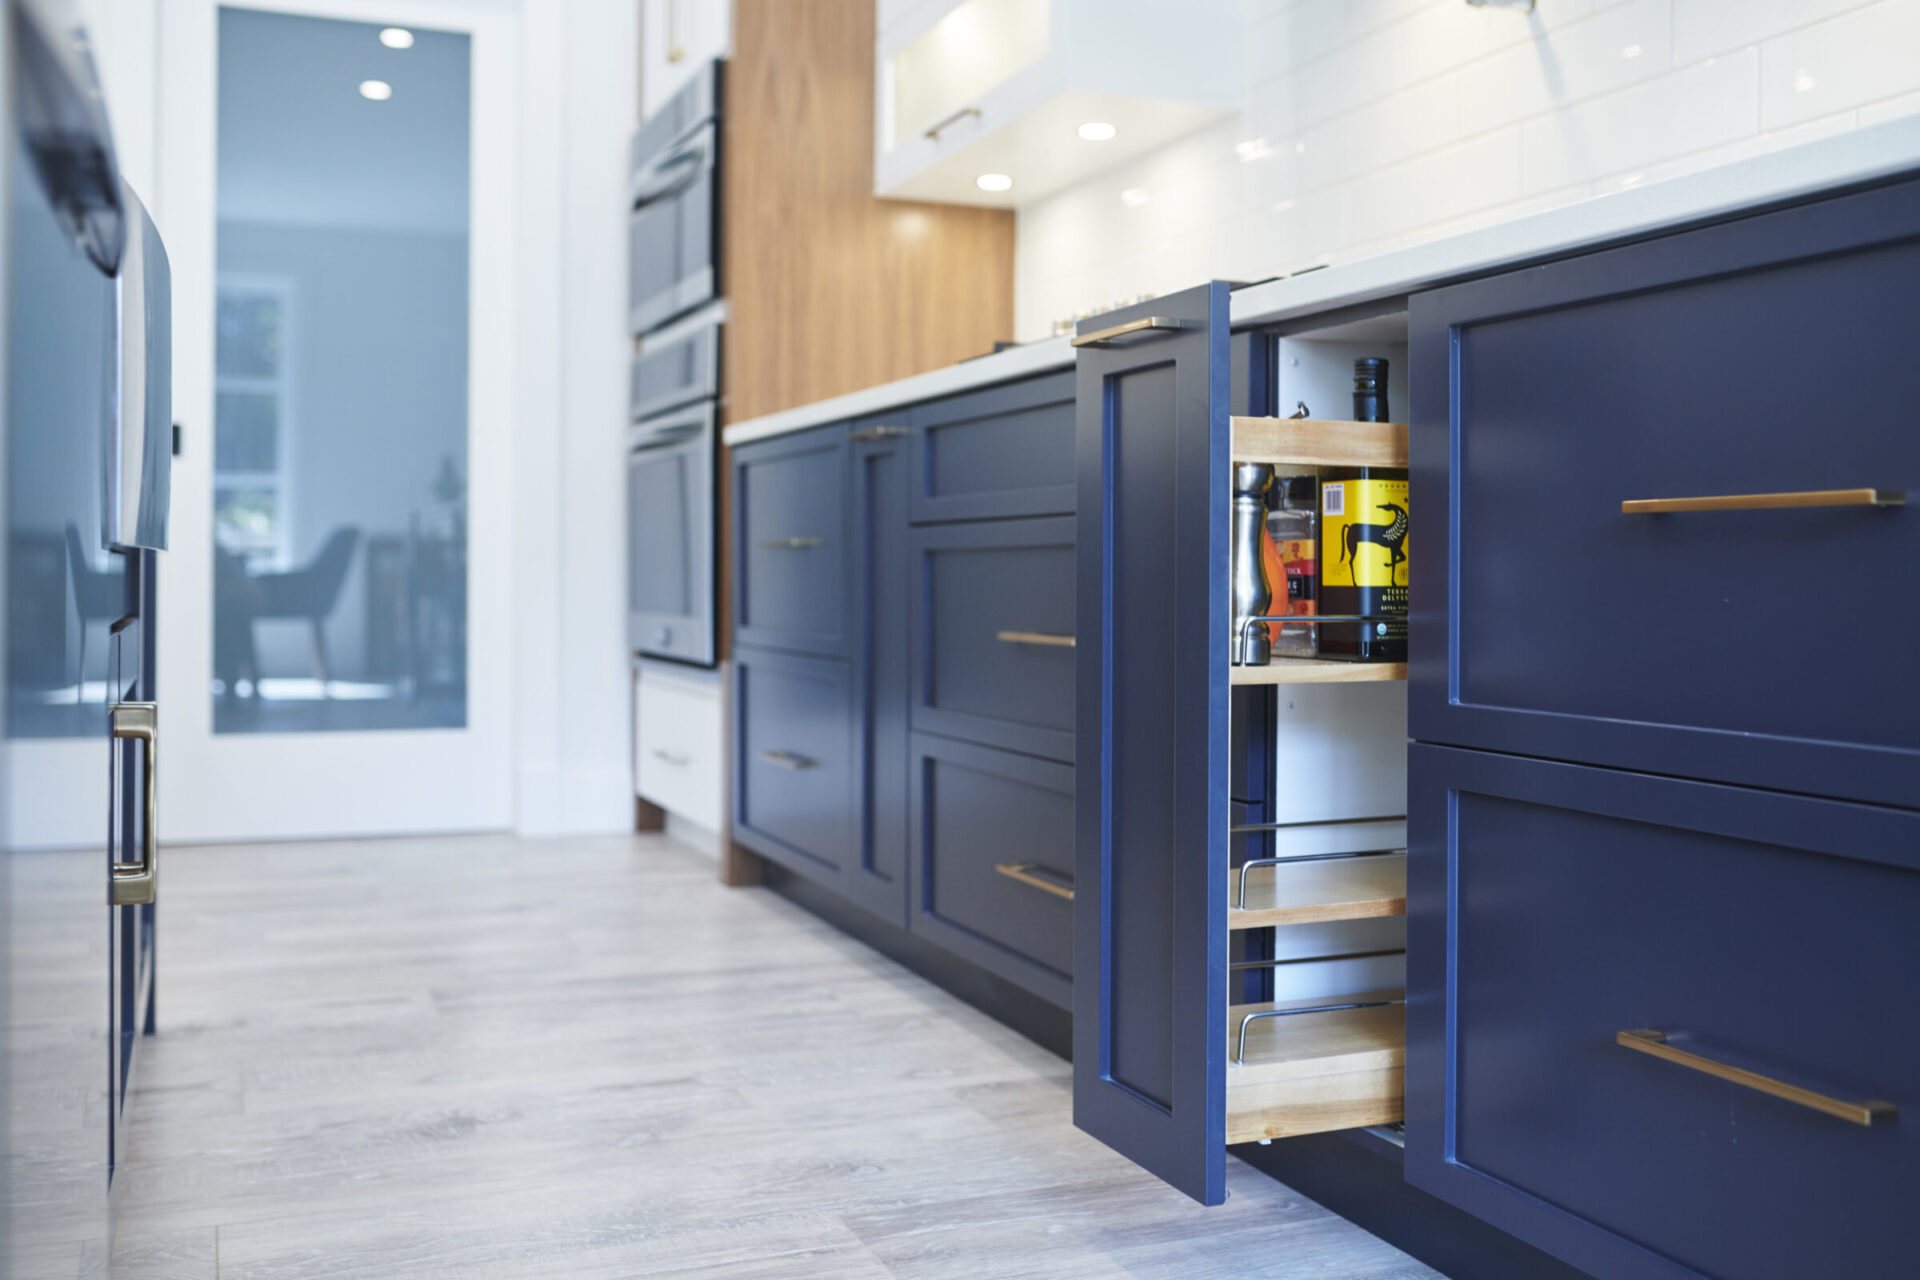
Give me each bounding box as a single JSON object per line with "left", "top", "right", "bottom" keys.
{"left": 1322, "top": 478, "right": 1409, "bottom": 591}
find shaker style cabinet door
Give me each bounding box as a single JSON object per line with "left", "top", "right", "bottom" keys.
{"left": 1072, "top": 284, "right": 1232, "bottom": 1205}
{"left": 1407, "top": 744, "right": 1920, "bottom": 1280}
{"left": 845, "top": 420, "right": 912, "bottom": 926}
{"left": 1408, "top": 176, "right": 1920, "bottom": 810}
{"left": 732, "top": 426, "right": 850, "bottom": 657}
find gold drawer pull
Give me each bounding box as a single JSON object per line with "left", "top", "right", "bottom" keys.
{"left": 994, "top": 862, "right": 1073, "bottom": 901}
{"left": 757, "top": 749, "right": 817, "bottom": 772}
{"left": 1071, "top": 317, "right": 1183, "bottom": 348}
{"left": 1617, "top": 1029, "right": 1897, "bottom": 1127}
{"left": 1622, "top": 488, "right": 1904, "bottom": 515}
{"left": 996, "top": 630, "right": 1075, "bottom": 649}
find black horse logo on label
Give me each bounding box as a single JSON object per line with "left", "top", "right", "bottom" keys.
{"left": 1341, "top": 502, "right": 1408, "bottom": 587}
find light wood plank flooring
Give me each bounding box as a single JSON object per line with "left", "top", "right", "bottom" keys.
{"left": 106, "top": 833, "right": 1439, "bottom": 1278}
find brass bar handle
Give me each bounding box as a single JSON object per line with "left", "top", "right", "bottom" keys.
{"left": 996, "top": 630, "right": 1076, "bottom": 649}
{"left": 994, "top": 862, "right": 1073, "bottom": 901}
{"left": 924, "top": 106, "right": 980, "bottom": 140}
{"left": 1071, "top": 316, "right": 1184, "bottom": 349}
{"left": 758, "top": 749, "right": 817, "bottom": 772}
{"left": 110, "top": 702, "right": 158, "bottom": 907}
{"left": 651, "top": 749, "right": 691, "bottom": 767}
{"left": 1617, "top": 1029, "right": 1897, "bottom": 1127}
{"left": 758, "top": 536, "right": 824, "bottom": 550}
{"left": 848, "top": 425, "right": 907, "bottom": 442}
{"left": 1622, "top": 488, "right": 1903, "bottom": 515}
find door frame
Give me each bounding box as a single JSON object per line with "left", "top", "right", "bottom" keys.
{"left": 153, "top": 0, "right": 518, "bottom": 841}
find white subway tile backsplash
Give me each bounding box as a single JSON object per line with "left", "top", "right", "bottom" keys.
{"left": 1010, "top": 0, "right": 1920, "bottom": 338}
{"left": 1672, "top": 0, "right": 1871, "bottom": 65}
{"left": 1519, "top": 49, "right": 1758, "bottom": 193}
{"left": 1458, "top": 0, "right": 1674, "bottom": 136}
{"left": 1759, "top": 0, "right": 1920, "bottom": 129}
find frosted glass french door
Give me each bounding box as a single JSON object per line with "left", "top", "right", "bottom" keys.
{"left": 157, "top": 0, "right": 515, "bottom": 840}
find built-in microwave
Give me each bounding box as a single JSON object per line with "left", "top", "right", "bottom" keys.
{"left": 628, "top": 60, "right": 720, "bottom": 336}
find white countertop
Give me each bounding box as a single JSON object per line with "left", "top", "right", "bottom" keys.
{"left": 724, "top": 114, "right": 1920, "bottom": 448}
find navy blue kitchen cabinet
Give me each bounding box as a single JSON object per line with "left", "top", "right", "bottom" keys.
{"left": 908, "top": 369, "right": 1074, "bottom": 523}
{"left": 909, "top": 515, "right": 1076, "bottom": 762}
{"left": 733, "top": 425, "right": 849, "bottom": 657}
{"left": 1071, "top": 284, "right": 1234, "bottom": 1205}
{"left": 848, "top": 417, "right": 912, "bottom": 925}
{"left": 907, "top": 733, "right": 1074, "bottom": 1005}
{"left": 1407, "top": 174, "right": 1920, "bottom": 810}
{"left": 1407, "top": 743, "right": 1920, "bottom": 1280}
{"left": 732, "top": 645, "right": 857, "bottom": 875}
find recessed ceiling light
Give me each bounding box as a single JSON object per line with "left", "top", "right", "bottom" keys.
{"left": 976, "top": 173, "right": 1013, "bottom": 192}
{"left": 1120, "top": 187, "right": 1149, "bottom": 208}
{"left": 1077, "top": 121, "right": 1117, "bottom": 142}
{"left": 359, "top": 79, "right": 393, "bottom": 101}
{"left": 380, "top": 27, "right": 414, "bottom": 49}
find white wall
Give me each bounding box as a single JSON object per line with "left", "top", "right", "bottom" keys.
{"left": 1015, "top": 0, "right": 1920, "bottom": 339}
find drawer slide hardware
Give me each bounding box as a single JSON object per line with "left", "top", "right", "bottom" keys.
{"left": 1617, "top": 1028, "right": 1898, "bottom": 1127}
{"left": 759, "top": 537, "right": 824, "bottom": 550}
{"left": 993, "top": 861, "right": 1074, "bottom": 901}
{"left": 757, "top": 749, "right": 818, "bottom": 771}
{"left": 1071, "top": 317, "right": 1183, "bottom": 348}
{"left": 1621, "top": 488, "right": 1904, "bottom": 515}
{"left": 996, "top": 630, "right": 1076, "bottom": 649}
{"left": 1229, "top": 947, "right": 1403, "bottom": 972}
{"left": 1236, "top": 996, "right": 1405, "bottom": 1065}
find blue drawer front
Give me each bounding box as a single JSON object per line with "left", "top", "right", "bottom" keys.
{"left": 908, "top": 734, "right": 1072, "bottom": 1006}
{"left": 733, "top": 647, "right": 853, "bottom": 879}
{"left": 1410, "top": 176, "right": 1920, "bottom": 809}
{"left": 910, "top": 370, "right": 1075, "bottom": 523}
{"left": 1408, "top": 744, "right": 1920, "bottom": 1280}
{"left": 911, "top": 516, "right": 1075, "bottom": 762}
{"left": 733, "top": 427, "right": 847, "bottom": 657}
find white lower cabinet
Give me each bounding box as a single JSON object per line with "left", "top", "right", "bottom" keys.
{"left": 634, "top": 663, "right": 724, "bottom": 834}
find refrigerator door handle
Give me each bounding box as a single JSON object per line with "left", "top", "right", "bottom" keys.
{"left": 110, "top": 702, "right": 158, "bottom": 906}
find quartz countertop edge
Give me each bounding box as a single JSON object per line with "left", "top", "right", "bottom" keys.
{"left": 721, "top": 115, "right": 1920, "bottom": 448}
{"left": 721, "top": 336, "right": 1075, "bottom": 447}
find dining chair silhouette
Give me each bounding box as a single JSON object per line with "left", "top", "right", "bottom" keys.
{"left": 249, "top": 526, "right": 361, "bottom": 695}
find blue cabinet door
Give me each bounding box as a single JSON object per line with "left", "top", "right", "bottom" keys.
{"left": 1408, "top": 744, "right": 1920, "bottom": 1280}
{"left": 909, "top": 515, "right": 1076, "bottom": 762}
{"left": 845, "top": 419, "right": 911, "bottom": 926}
{"left": 1072, "top": 284, "right": 1232, "bottom": 1206}
{"left": 732, "top": 646, "right": 856, "bottom": 880}
{"left": 1408, "top": 175, "right": 1920, "bottom": 810}
{"left": 908, "top": 370, "right": 1075, "bottom": 523}
{"left": 732, "top": 425, "right": 849, "bottom": 657}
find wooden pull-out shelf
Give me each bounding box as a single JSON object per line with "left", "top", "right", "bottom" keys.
{"left": 1230, "top": 417, "right": 1408, "bottom": 469}
{"left": 1229, "top": 853, "right": 1406, "bottom": 929}
{"left": 1226, "top": 992, "right": 1405, "bottom": 1144}
{"left": 1230, "top": 660, "right": 1407, "bottom": 685}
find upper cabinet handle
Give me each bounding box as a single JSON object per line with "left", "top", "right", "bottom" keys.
{"left": 997, "top": 630, "right": 1075, "bottom": 649}
{"left": 759, "top": 536, "right": 824, "bottom": 550}
{"left": 758, "top": 749, "right": 818, "bottom": 772}
{"left": 1071, "top": 317, "right": 1185, "bottom": 349}
{"left": 848, "top": 425, "right": 908, "bottom": 442}
{"left": 1622, "top": 488, "right": 1904, "bottom": 515}
{"left": 924, "top": 106, "right": 981, "bottom": 140}
{"left": 1617, "top": 1029, "right": 1897, "bottom": 1127}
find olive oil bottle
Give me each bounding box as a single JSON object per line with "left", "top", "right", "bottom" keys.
{"left": 1319, "top": 357, "right": 1407, "bottom": 661}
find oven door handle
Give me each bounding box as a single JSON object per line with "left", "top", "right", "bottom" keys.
{"left": 632, "top": 131, "right": 713, "bottom": 208}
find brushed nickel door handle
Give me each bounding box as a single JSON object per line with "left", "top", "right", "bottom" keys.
{"left": 110, "top": 702, "right": 158, "bottom": 906}
{"left": 996, "top": 630, "right": 1075, "bottom": 649}
{"left": 758, "top": 749, "right": 817, "bottom": 771}
{"left": 1071, "top": 317, "right": 1184, "bottom": 348}
{"left": 994, "top": 862, "right": 1073, "bottom": 901}
{"left": 1622, "top": 488, "right": 1904, "bottom": 514}
{"left": 1617, "top": 1028, "right": 1897, "bottom": 1126}
{"left": 758, "top": 536, "right": 824, "bottom": 550}
{"left": 651, "top": 749, "right": 691, "bottom": 766}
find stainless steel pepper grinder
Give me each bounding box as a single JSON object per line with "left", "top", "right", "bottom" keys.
{"left": 1231, "top": 462, "right": 1275, "bottom": 665}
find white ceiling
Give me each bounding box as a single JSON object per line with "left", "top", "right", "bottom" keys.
{"left": 217, "top": 7, "right": 470, "bottom": 235}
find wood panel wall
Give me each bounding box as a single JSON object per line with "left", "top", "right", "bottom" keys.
{"left": 722, "top": 0, "right": 1016, "bottom": 424}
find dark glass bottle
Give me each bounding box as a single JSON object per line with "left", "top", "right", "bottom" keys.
{"left": 1318, "top": 357, "right": 1408, "bottom": 661}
